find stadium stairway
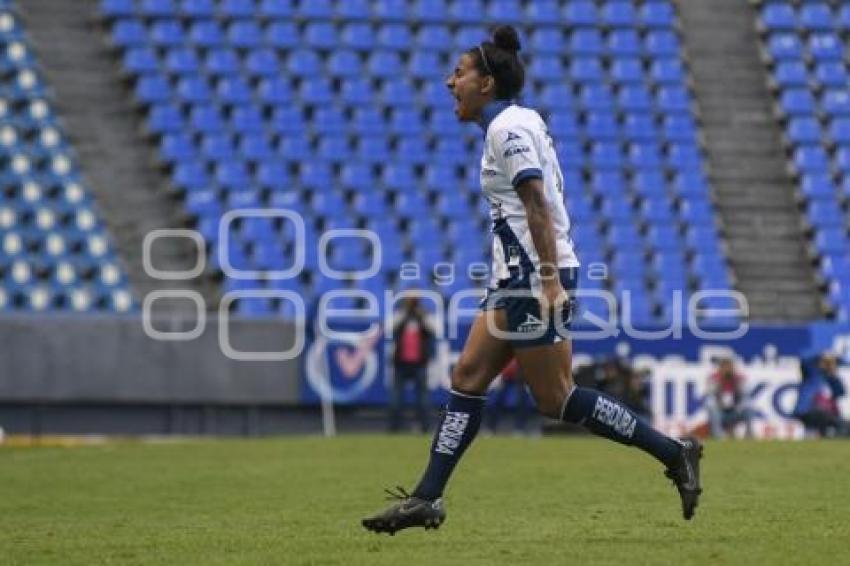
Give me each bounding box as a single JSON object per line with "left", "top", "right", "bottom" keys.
{"left": 675, "top": 0, "right": 823, "bottom": 320}
{"left": 18, "top": 0, "right": 219, "bottom": 309}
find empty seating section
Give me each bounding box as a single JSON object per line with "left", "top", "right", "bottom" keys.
{"left": 102, "top": 0, "right": 730, "bottom": 324}
{"left": 0, "top": 2, "right": 133, "bottom": 312}
{"left": 757, "top": 0, "right": 850, "bottom": 320}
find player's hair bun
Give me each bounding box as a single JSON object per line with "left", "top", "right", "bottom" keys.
{"left": 492, "top": 25, "right": 521, "bottom": 54}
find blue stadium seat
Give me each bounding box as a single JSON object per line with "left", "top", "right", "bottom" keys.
{"left": 679, "top": 200, "right": 716, "bottom": 225}
{"left": 123, "top": 47, "right": 159, "bottom": 74}
{"left": 526, "top": 0, "right": 560, "bottom": 24}
{"left": 800, "top": 173, "right": 836, "bottom": 200}
{"left": 580, "top": 84, "right": 614, "bottom": 111}
{"left": 761, "top": 3, "right": 796, "bottom": 31}
{"left": 378, "top": 24, "right": 413, "bottom": 51}
{"left": 807, "top": 200, "right": 845, "bottom": 227}
{"left": 415, "top": 25, "right": 452, "bottom": 51}
{"left": 773, "top": 61, "right": 808, "bottom": 88}
{"left": 340, "top": 77, "right": 373, "bottom": 105}
{"left": 602, "top": 1, "right": 637, "bottom": 28}
{"left": 601, "top": 199, "right": 636, "bottom": 223}
{"left": 245, "top": 49, "right": 280, "bottom": 77}
{"left": 565, "top": 1, "right": 599, "bottom": 27}
{"left": 265, "top": 21, "right": 299, "bottom": 49}
{"left": 656, "top": 86, "right": 691, "bottom": 113}
{"left": 287, "top": 49, "right": 322, "bottom": 77}
{"left": 298, "top": 0, "right": 333, "bottom": 20}
{"left": 216, "top": 76, "right": 252, "bottom": 105}
{"left": 381, "top": 78, "right": 417, "bottom": 107}
{"left": 180, "top": 0, "right": 214, "bottom": 18}
{"left": 549, "top": 113, "right": 580, "bottom": 139}
{"left": 409, "top": 52, "right": 444, "bottom": 79}
{"left": 569, "top": 56, "right": 603, "bottom": 83}
{"left": 822, "top": 89, "right": 850, "bottom": 116}
{"left": 611, "top": 58, "right": 644, "bottom": 83}
{"left": 641, "top": 1, "right": 675, "bottom": 28}
{"left": 356, "top": 136, "right": 390, "bottom": 163}
{"left": 176, "top": 76, "right": 212, "bottom": 104}
{"left": 571, "top": 29, "right": 604, "bottom": 56}
{"left": 299, "top": 78, "right": 334, "bottom": 105}
{"left": 809, "top": 33, "right": 843, "bottom": 61}
{"left": 341, "top": 23, "right": 375, "bottom": 51}
{"left": 787, "top": 117, "right": 822, "bottom": 145}
{"left": 608, "top": 29, "right": 642, "bottom": 57}
{"left": 793, "top": 146, "right": 830, "bottom": 173}
{"left": 140, "top": 0, "right": 176, "bottom": 17}
{"left": 829, "top": 118, "right": 850, "bottom": 145}
{"left": 135, "top": 75, "right": 171, "bottom": 105}
{"left": 487, "top": 0, "right": 522, "bottom": 23}
{"left": 368, "top": 51, "right": 403, "bottom": 79}
{"left": 780, "top": 89, "right": 816, "bottom": 115}
{"left": 150, "top": 20, "right": 184, "bottom": 47}
{"left": 813, "top": 62, "right": 848, "bottom": 88}
{"left": 231, "top": 106, "right": 264, "bottom": 134}
{"left": 164, "top": 47, "right": 200, "bottom": 75}
{"left": 147, "top": 103, "right": 184, "bottom": 134}
{"left": 767, "top": 34, "right": 803, "bottom": 61}
{"left": 814, "top": 228, "right": 848, "bottom": 255}
{"left": 257, "top": 77, "right": 292, "bottom": 105}
{"left": 531, "top": 29, "right": 564, "bottom": 54}
{"left": 187, "top": 20, "right": 223, "bottom": 47}
{"left": 623, "top": 114, "right": 658, "bottom": 141}
{"left": 585, "top": 112, "right": 619, "bottom": 140}
{"left": 101, "top": 0, "right": 134, "bottom": 18}
{"left": 395, "top": 136, "right": 430, "bottom": 165}
{"left": 219, "top": 0, "right": 255, "bottom": 19}
{"left": 449, "top": 0, "right": 485, "bottom": 24}
{"left": 204, "top": 48, "right": 240, "bottom": 76}
{"left": 412, "top": 0, "right": 449, "bottom": 23}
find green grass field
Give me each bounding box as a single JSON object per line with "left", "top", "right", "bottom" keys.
{"left": 2, "top": 436, "right": 849, "bottom": 565}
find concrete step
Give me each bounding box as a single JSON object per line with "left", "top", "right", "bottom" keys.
{"left": 19, "top": 0, "right": 220, "bottom": 310}
{"left": 675, "top": 0, "right": 822, "bottom": 321}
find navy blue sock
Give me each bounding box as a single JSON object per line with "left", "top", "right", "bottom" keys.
{"left": 560, "top": 386, "right": 682, "bottom": 468}
{"left": 413, "top": 389, "right": 485, "bottom": 501}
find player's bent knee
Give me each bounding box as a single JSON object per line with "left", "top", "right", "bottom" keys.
{"left": 450, "top": 358, "right": 488, "bottom": 395}
{"left": 536, "top": 399, "right": 563, "bottom": 420}
{"left": 531, "top": 389, "right": 569, "bottom": 420}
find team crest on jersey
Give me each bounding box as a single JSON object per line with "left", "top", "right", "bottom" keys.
{"left": 504, "top": 131, "right": 522, "bottom": 142}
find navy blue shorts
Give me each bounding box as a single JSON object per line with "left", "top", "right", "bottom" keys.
{"left": 480, "top": 267, "right": 579, "bottom": 349}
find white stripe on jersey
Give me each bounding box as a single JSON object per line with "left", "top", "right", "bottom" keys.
{"left": 479, "top": 103, "right": 580, "bottom": 289}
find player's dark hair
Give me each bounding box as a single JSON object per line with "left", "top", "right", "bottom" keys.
{"left": 468, "top": 25, "right": 525, "bottom": 100}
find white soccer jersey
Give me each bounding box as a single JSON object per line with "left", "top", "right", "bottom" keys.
{"left": 479, "top": 102, "right": 580, "bottom": 288}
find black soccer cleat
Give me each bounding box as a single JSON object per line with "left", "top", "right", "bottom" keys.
{"left": 361, "top": 487, "right": 446, "bottom": 535}
{"left": 665, "top": 436, "right": 703, "bottom": 521}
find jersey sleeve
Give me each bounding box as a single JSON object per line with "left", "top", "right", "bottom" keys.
{"left": 491, "top": 126, "right": 543, "bottom": 189}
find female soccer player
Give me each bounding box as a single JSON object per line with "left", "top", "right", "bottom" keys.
{"left": 362, "top": 26, "right": 702, "bottom": 535}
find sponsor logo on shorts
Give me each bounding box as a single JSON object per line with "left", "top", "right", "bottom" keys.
{"left": 505, "top": 131, "right": 522, "bottom": 142}
{"left": 518, "top": 313, "right": 545, "bottom": 333}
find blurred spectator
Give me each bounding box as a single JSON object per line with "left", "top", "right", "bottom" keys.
{"left": 794, "top": 353, "right": 849, "bottom": 437}
{"left": 486, "top": 358, "right": 534, "bottom": 434}
{"left": 706, "top": 358, "right": 755, "bottom": 438}
{"left": 622, "top": 368, "right": 652, "bottom": 420}
{"left": 594, "top": 357, "right": 652, "bottom": 420}
{"left": 389, "top": 297, "right": 434, "bottom": 433}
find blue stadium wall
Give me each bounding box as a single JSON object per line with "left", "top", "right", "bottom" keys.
{"left": 1, "top": 314, "right": 849, "bottom": 437}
